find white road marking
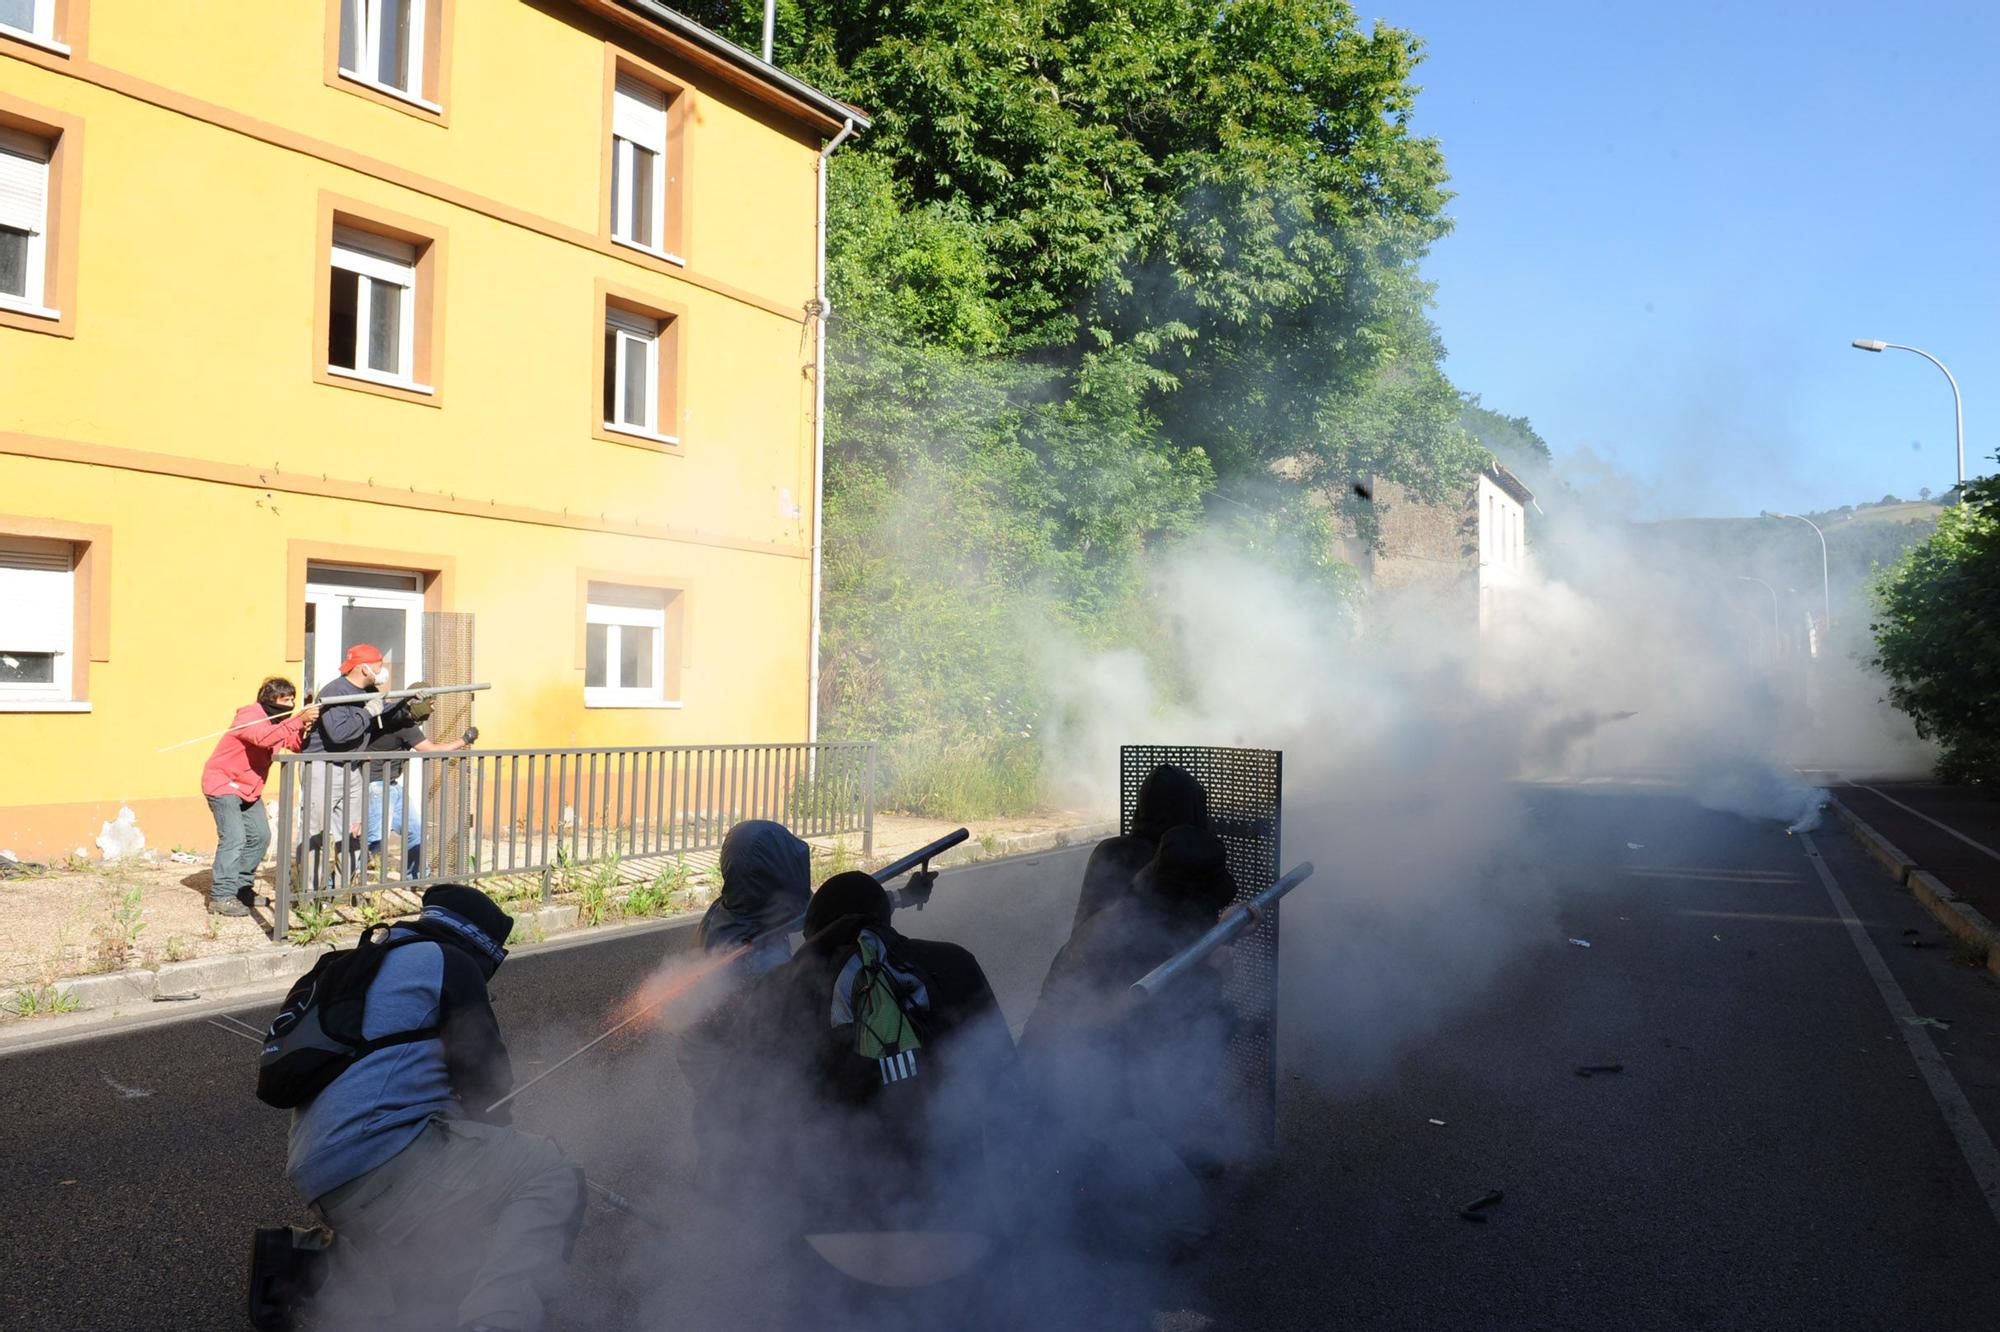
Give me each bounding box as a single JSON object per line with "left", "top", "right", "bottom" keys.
{"left": 1855, "top": 784, "right": 2000, "bottom": 864}
{"left": 1800, "top": 831, "right": 2000, "bottom": 1228}
{"left": 98, "top": 1072, "right": 152, "bottom": 1099}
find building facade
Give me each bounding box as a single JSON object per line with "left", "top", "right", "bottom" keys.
{"left": 1364, "top": 464, "right": 1536, "bottom": 629}
{"left": 0, "top": 1, "right": 863, "bottom": 856}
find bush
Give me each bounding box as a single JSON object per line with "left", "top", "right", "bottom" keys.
{"left": 1872, "top": 475, "right": 2000, "bottom": 782}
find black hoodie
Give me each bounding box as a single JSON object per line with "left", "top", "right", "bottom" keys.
{"left": 1069, "top": 763, "right": 1210, "bottom": 928}
{"left": 696, "top": 820, "right": 812, "bottom": 960}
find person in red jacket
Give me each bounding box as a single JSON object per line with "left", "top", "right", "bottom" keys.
{"left": 201, "top": 677, "right": 319, "bottom": 916}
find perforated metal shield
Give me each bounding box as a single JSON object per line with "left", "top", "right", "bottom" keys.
{"left": 1120, "top": 744, "right": 1283, "bottom": 1149}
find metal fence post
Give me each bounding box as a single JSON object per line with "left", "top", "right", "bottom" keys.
{"left": 272, "top": 760, "right": 294, "bottom": 943}
{"left": 862, "top": 742, "right": 877, "bottom": 858}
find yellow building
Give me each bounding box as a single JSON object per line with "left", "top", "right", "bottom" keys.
{"left": 0, "top": 0, "right": 866, "bottom": 858}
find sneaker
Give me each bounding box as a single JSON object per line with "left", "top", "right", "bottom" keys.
{"left": 209, "top": 897, "right": 251, "bottom": 917}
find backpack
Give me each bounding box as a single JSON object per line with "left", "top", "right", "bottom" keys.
{"left": 256, "top": 923, "right": 446, "bottom": 1109}
{"left": 825, "top": 928, "right": 934, "bottom": 1102}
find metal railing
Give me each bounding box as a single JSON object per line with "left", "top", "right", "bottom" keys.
{"left": 269, "top": 741, "right": 877, "bottom": 939}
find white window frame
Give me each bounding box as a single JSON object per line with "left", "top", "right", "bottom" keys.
{"left": 328, "top": 226, "right": 429, "bottom": 393}
{"left": 0, "top": 126, "right": 53, "bottom": 319}
{"left": 0, "top": 0, "right": 67, "bottom": 54}
{"left": 604, "top": 305, "right": 671, "bottom": 442}
{"left": 585, "top": 588, "right": 675, "bottom": 708}
{"left": 338, "top": 0, "right": 441, "bottom": 113}
{"left": 0, "top": 535, "right": 74, "bottom": 707}
{"left": 610, "top": 74, "right": 675, "bottom": 260}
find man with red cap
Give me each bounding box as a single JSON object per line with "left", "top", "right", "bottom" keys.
{"left": 300, "top": 644, "right": 416, "bottom": 890}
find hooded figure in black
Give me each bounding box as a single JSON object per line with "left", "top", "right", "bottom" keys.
{"left": 1017, "top": 826, "right": 1240, "bottom": 1254}
{"left": 700, "top": 870, "right": 1023, "bottom": 1298}
{"left": 1070, "top": 763, "right": 1210, "bottom": 928}
{"left": 696, "top": 820, "right": 813, "bottom": 973}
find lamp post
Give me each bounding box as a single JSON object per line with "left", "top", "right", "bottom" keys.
{"left": 1851, "top": 339, "right": 1966, "bottom": 491}
{"left": 1761, "top": 510, "right": 1831, "bottom": 640}
{"left": 1738, "top": 575, "right": 1781, "bottom": 656}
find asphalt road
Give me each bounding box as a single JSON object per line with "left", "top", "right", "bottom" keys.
{"left": 4, "top": 786, "right": 1999, "bottom": 1330}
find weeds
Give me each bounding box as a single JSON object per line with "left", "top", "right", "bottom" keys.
{"left": 163, "top": 934, "right": 189, "bottom": 963}
{"left": 289, "top": 902, "right": 339, "bottom": 947}
{"left": 356, "top": 901, "right": 387, "bottom": 931}
{"left": 577, "top": 856, "right": 621, "bottom": 928}
{"left": 4, "top": 985, "right": 78, "bottom": 1017}
{"left": 978, "top": 831, "right": 1002, "bottom": 857}
{"left": 625, "top": 858, "right": 688, "bottom": 918}
{"left": 93, "top": 881, "right": 147, "bottom": 972}
{"left": 1954, "top": 935, "right": 1992, "bottom": 970}
{"left": 813, "top": 839, "right": 860, "bottom": 884}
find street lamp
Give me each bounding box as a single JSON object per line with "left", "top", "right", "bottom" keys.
{"left": 1851, "top": 338, "right": 1966, "bottom": 490}
{"left": 1761, "top": 510, "right": 1831, "bottom": 638}
{"left": 1738, "top": 575, "right": 1781, "bottom": 655}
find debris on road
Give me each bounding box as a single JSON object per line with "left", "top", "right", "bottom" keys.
{"left": 1904, "top": 1016, "right": 1953, "bottom": 1031}
{"left": 1568, "top": 938, "right": 1592, "bottom": 948}
{"left": 168, "top": 851, "right": 201, "bottom": 865}
{"left": 1574, "top": 1063, "right": 1624, "bottom": 1078}
{"left": 153, "top": 992, "right": 200, "bottom": 1002}
{"left": 1428, "top": 1118, "right": 1447, "bottom": 1126}
{"left": 1457, "top": 1189, "right": 1505, "bottom": 1223}
{"left": 99, "top": 1072, "right": 152, "bottom": 1099}
{"left": 1627, "top": 843, "right": 1645, "bottom": 850}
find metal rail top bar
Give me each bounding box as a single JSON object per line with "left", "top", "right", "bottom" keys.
{"left": 1130, "top": 861, "right": 1316, "bottom": 1000}
{"left": 273, "top": 741, "right": 874, "bottom": 761}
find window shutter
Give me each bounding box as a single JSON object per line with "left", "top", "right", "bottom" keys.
{"left": 613, "top": 74, "right": 668, "bottom": 154}
{"left": 0, "top": 538, "right": 74, "bottom": 654}
{"left": 0, "top": 132, "right": 50, "bottom": 236}
{"left": 605, "top": 305, "right": 660, "bottom": 339}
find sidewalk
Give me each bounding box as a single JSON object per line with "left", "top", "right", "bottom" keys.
{"left": 1831, "top": 780, "right": 2000, "bottom": 973}
{"left": 0, "top": 807, "right": 1112, "bottom": 1018}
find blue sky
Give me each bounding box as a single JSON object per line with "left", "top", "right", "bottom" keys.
{"left": 1376, "top": 0, "right": 1999, "bottom": 518}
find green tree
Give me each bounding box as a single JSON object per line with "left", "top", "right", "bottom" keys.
{"left": 1872, "top": 475, "right": 2000, "bottom": 782}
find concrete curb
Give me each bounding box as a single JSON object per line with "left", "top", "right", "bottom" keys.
{"left": 8, "top": 817, "right": 1117, "bottom": 1020}
{"left": 1829, "top": 794, "right": 2000, "bottom": 977}
{"left": 1830, "top": 796, "right": 1920, "bottom": 885}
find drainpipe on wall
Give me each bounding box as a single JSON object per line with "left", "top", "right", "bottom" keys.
{"left": 808, "top": 117, "right": 856, "bottom": 745}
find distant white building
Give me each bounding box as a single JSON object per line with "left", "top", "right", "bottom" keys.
{"left": 1475, "top": 467, "right": 1535, "bottom": 630}
{"left": 1361, "top": 464, "right": 1537, "bottom": 634}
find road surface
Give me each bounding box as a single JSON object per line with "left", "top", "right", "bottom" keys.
{"left": 3, "top": 784, "right": 1999, "bottom": 1329}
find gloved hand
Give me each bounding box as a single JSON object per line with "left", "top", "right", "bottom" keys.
{"left": 363, "top": 693, "right": 388, "bottom": 719}
{"left": 901, "top": 869, "right": 938, "bottom": 909}
{"left": 462, "top": 726, "right": 480, "bottom": 745}
{"left": 401, "top": 682, "right": 433, "bottom": 722}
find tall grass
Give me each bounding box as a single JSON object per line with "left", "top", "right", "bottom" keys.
{"left": 880, "top": 735, "right": 1041, "bottom": 818}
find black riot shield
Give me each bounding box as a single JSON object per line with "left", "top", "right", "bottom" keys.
{"left": 1120, "top": 744, "right": 1283, "bottom": 1150}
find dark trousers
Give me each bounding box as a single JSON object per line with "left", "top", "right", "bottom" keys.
{"left": 206, "top": 794, "right": 269, "bottom": 902}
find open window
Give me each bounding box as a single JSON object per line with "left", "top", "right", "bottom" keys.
{"left": 316, "top": 199, "right": 443, "bottom": 403}
{"left": 594, "top": 284, "right": 683, "bottom": 450}
{"left": 604, "top": 62, "right": 685, "bottom": 262}
{"left": 333, "top": 0, "right": 447, "bottom": 115}
{"left": 0, "top": 99, "right": 79, "bottom": 335}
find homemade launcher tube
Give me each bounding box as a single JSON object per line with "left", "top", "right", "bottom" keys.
{"left": 1130, "top": 861, "right": 1316, "bottom": 1001}
{"left": 314, "top": 682, "right": 492, "bottom": 705}
{"left": 874, "top": 828, "right": 969, "bottom": 883}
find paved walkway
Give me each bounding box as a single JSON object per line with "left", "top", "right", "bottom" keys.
{"left": 1834, "top": 780, "right": 2000, "bottom": 925}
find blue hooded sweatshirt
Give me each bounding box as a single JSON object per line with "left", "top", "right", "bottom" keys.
{"left": 285, "top": 905, "right": 513, "bottom": 1203}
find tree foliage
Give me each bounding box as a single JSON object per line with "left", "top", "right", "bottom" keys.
{"left": 1872, "top": 477, "right": 2000, "bottom": 783}
{"left": 684, "top": 2, "right": 1493, "bottom": 803}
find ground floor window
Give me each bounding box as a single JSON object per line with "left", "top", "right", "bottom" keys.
{"left": 584, "top": 581, "right": 681, "bottom": 707}
{"left": 0, "top": 534, "right": 74, "bottom": 703}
